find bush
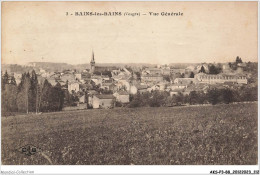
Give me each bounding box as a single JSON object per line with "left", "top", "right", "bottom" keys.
{"left": 115, "top": 101, "right": 123, "bottom": 107}
{"left": 128, "top": 100, "right": 142, "bottom": 108}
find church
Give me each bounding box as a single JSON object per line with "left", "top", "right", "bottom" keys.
{"left": 89, "top": 52, "right": 117, "bottom": 74}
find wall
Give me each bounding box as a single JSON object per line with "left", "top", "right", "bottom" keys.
{"left": 117, "top": 95, "right": 129, "bottom": 103}
{"left": 68, "top": 83, "right": 79, "bottom": 93}
{"left": 93, "top": 96, "right": 113, "bottom": 109}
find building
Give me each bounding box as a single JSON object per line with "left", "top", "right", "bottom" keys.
{"left": 79, "top": 94, "right": 86, "bottom": 103}
{"left": 87, "top": 90, "right": 99, "bottom": 108}
{"left": 57, "top": 80, "right": 66, "bottom": 86}
{"left": 113, "top": 91, "right": 130, "bottom": 103}
{"left": 183, "top": 84, "right": 209, "bottom": 95}
{"left": 68, "top": 82, "right": 80, "bottom": 93}
{"left": 79, "top": 84, "right": 92, "bottom": 92}
{"left": 196, "top": 64, "right": 209, "bottom": 73}
{"left": 101, "top": 82, "right": 113, "bottom": 90}
{"left": 91, "top": 75, "right": 103, "bottom": 85}
{"left": 148, "top": 83, "right": 166, "bottom": 92}
{"left": 90, "top": 51, "right": 95, "bottom": 74}
{"left": 195, "top": 73, "right": 247, "bottom": 84}
{"left": 129, "top": 84, "right": 138, "bottom": 95}
{"left": 169, "top": 84, "right": 187, "bottom": 90}
{"left": 60, "top": 74, "right": 75, "bottom": 83}
{"left": 135, "top": 84, "right": 148, "bottom": 94}
{"left": 75, "top": 73, "right": 82, "bottom": 80}
{"left": 170, "top": 68, "right": 185, "bottom": 74}
{"left": 47, "top": 78, "right": 58, "bottom": 86}
{"left": 222, "top": 63, "right": 232, "bottom": 74}
{"left": 116, "top": 79, "right": 130, "bottom": 91}
{"left": 109, "top": 83, "right": 118, "bottom": 92}
{"left": 173, "top": 78, "right": 195, "bottom": 85}
{"left": 141, "top": 74, "right": 163, "bottom": 82}
{"left": 112, "top": 69, "right": 131, "bottom": 80}
{"left": 145, "top": 68, "right": 162, "bottom": 75}
{"left": 123, "top": 67, "right": 131, "bottom": 76}
{"left": 162, "top": 68, "right": 171, "bottom": 75}
{"left": 92, "top": 94, "right": 115, "bottom": 109}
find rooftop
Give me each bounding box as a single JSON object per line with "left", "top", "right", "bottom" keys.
{"left": 95, "top": 94, "right": 115, "bottom": 99}
{"left": 135, "top": 84, "right": 148, "bottom": 90}
{"left": 116, "top": 91, "right": 129, "bottom": 95}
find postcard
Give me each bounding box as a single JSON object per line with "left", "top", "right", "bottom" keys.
{"left": 1, "top": 1, "right": 258, "bottom": 174}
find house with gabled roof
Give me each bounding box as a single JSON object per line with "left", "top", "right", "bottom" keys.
{"left": 92, "top": 94, "right": 115, "bottom": 109}
{"left": 135, "top": 84, "right": 148, "bottom": 94}
{"left": 113, "top": 91, "right": 130, "bottom": 103}
{"left": 173, "top": 78, "right": 195, "bottom": 85}
{"left": 68, "top": 81, "right": 80, "bottom": 93}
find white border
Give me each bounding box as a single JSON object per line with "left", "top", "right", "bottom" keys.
{"left": 0, "top": 0, "right": 259, "bottom": 175}
{"left": 0, "top": 165, "right": 259, "bottom": 174}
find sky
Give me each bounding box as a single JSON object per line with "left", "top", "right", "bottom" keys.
{"left": 2, "top": 1, "right": 258, "bottom": 65}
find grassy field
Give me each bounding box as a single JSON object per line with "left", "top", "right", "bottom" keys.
{"left": 1, "top": 103, "right": 258, "bottom": 165}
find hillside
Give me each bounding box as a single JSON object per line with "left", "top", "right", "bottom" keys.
{"left": 1, "top": 103, "right": 257, "bottom": 165}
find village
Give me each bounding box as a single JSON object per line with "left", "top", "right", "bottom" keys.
{"left": 2, "top": 53, "right": 256, "bottom": 112}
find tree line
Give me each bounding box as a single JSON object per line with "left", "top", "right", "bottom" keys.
{"left": 2, "top": 70, "right": 64, "bottom": 116}
{"left": 128, "top": 86, "right": 257, "bottom": 108}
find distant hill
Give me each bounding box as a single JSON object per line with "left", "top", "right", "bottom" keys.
{"left": 1, "top": 62, "right": 155, "bottom": 73}
{"left": 3, "top": 61, "right": 255, "bottom": 74}
{"left": 168, "top": 63, "right": 199, "bottom": 69}
{"left": 28, "top": 62, "right": 72, "bottom": 72}
{"left": 2, "top": 64, "right": 36, "bottom": 74}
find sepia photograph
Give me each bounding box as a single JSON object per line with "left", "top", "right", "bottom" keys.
{"left": 1, "top": 1, "right": 258, "bottom": 173}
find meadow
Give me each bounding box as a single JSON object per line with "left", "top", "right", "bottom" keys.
{"left": 1, "top": 103, "right": 258, "bottom": 165}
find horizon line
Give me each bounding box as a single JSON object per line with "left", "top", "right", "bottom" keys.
{"left": 2, "top": 61, "right": 258, "bottom": 66}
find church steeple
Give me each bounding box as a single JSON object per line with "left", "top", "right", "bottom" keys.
{"left": 91, "top": 51, "right": 95, "bottom": 63}
{"left": 90, "top": 51, "right": 95, "bottom": 74}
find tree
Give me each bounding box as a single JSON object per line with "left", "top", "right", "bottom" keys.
{"left": 236, "top": 56, "right": 243, "bottom": 64}
{"left": 64, "top": 89, "right": 72, "bottom": 106}
{"left": 128, "top": 92, "right": 144, "bottom": 108}
{"left": 241, "top": 86, "right": 257, "bottom": 102}
{"left": 189, "top": 72, "right": 195, "bottom": 78}
{"left": 207, "top": 89, "right": 219, "bottom": 105}
{"left": 183, "top": 94, "right": 190, "bottom": 104}
{"left": 163, "top": 75, "right": 171, "bottom": 82}
{"left": 209, "top": 65, "right": 221, "bottom": 74}
{"left": 175, "top": 92, "right": 184, "bottom": 105}
{"left": 10, "top": 76, "right": 16, "bottom": 85}
{"left": 222, "top": 89, "right": 234, "bottom": 104}
{"left": 135, "top": 72, "right": 141, "bottom": 81}
{"left": 2, "top": 84, "right": 18, "bottom": 113}
{"left": 196, "top": 92, "right": 207, "bottom": 104}
{"left": 189, "top": 91, "right": 198, "bottom": 105}
{"left": 165, "top": 96, "right": 173, "bottom": 106}
{"left": 17, "top": 73, "right": 31, "bottom": 113}
{"left": 148, "top": 91, "right": 166, "bottom": 107}
{"left": 2, "top": 71, "right": 9, "bottom": 91}
{"left": 199, "top": 66, "right": 206, "bottom": 73}
{"left": 29, "top": 70, "right": 38, "bottom": 112}
{"left": 48, "top": 82, "right": 64, "bottom": 111}
{"left": 40, "top": 79, "right": 52, "bottom": 112}
{"left": 93, "top": 70, "right": 112, "bottom": 77}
